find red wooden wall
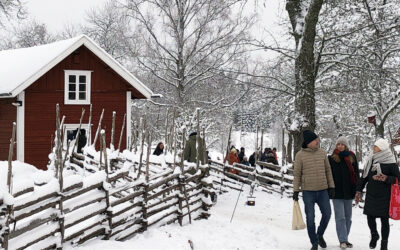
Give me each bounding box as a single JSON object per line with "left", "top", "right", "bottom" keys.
{"left": 0, "top": 98, "right": 17, "bottom": 161}
{"left": 22, "top": 45, "right": 145, "bottom": 170}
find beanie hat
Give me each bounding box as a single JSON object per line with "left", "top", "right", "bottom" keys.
{"left": 336, "top": 136, "right": 349, "bottom": 149}
{"left": 231, "top": 148, "right": 237, "bottom": 153}
{"left": 374, "top": 138, "right": 390, "bottom": 151}
{"left": 302, "top": 130, "right": 318, "bottom": 148}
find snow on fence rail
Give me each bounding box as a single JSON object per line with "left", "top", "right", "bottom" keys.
{"left": 208, "top": 160, "right": 294, "bottom": 195}
{"left": 0, "top": 153, "right": 213, "bottom": 250}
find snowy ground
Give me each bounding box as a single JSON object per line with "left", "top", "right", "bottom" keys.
{"left": 69, "top": 185, "right": 400, "bottom": 250}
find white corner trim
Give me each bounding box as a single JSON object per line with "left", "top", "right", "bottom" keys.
{"left": 17, "top": 91, "right": 25, "bottom": 161}
{"left": 126, "top": 91, "right": 132, "bottom": 149}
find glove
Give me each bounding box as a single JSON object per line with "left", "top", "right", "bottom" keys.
{"left": 293, "top": 191, "right": 299, "bottom": 201}
{"left": 328, "top": 188, "right": 335, "bottom": 199}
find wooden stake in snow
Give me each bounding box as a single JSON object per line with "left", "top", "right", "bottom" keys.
{"left": 55, "top": 104, "right": 62, "bottom": 178}
{"left": 136, "top": 115, "right": 147, "bottom": 179}
{"left": 118, "top": 113, "right": 126, "bottom": 153}
{"left": 164, "top": 108, "right": 169, "bottom": 155}
{"left": 145, "top": 131, "right": 151, "bottom": 183}
{"left": 7, "top": 122, "right": 16, "bottom": 193}
{"left": 71, "top": 108, "right": 85, "bottom": 154}
{"left": 92, "top": 108, "right": 105, "bottom": 147}
{"left": 282, "top": 128, "right": 286, "bottom": 166}
{"left": 170, "top": 107, "right": 176, "bottom": 154}
{"left": 202, "top": 127, "right": 207, "bottom": 164}
{"left": 88, "top": 104, "right": 93, "bottom": 145}
{"left": 256, "top": 125, "right": 259, "bottom": 160}
{"left": 111, "top": 111, "right": 116, "bottom": 150}
{"left": 196, "top": 109, "right": 200, "bottom": 171}
{"left": 260, "top": 128, "right": 264, "bottom": 157}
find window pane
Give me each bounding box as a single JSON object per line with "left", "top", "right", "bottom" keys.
{"left": 69, "top": 84, "right": 76, "bottom": 91}
{"left": 79, "top": 84, "right": 86, "bottom": 91}
{"left": 79, "top": 92, "right": 86, "bottom": 100}
{"left": 69, "top": 75, "right": 76, "bottom": 83}
{"left": 79, "top": 75, "right": 86, "bottom": 83}
{"left": 69, "top": 92, "right": 76, "bottom": 100}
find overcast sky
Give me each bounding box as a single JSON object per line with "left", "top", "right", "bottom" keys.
{"left": 25, "top": 0, "right": 109, "bottom": 32}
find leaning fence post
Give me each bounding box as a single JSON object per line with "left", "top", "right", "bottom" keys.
{"left": 117, "top": 113, "right": 126, "bottom": 153}
{"left": 101, "top": 131, "right": 113, "bottom": 239}
{"left": 4, "top": 122, "right": 16, "bottom": 250}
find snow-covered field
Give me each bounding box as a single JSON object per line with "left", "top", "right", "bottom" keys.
{"left": 70, "top": 185, "right": 400, "bottom": 250}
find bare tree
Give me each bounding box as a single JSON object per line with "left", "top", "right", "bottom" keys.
{"left": 120, "top": 0, "right": 253, "bottom": 106}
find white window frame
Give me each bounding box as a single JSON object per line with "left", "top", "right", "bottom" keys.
{"left": 64, "top": 70, "right": 91, "bottom": 105}
{"left": 63, "top": 124, "right": 90, "bottom": 150}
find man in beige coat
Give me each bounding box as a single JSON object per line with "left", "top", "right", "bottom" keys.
{"left": 293, "top": 130, "right": 335, "bottom": 250}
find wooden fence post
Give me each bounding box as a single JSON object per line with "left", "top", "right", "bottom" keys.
{"left": 164, "top": 108, "right": 169, "bottom": 155}
{"left": 141, "top": 184, "right": 149, "bottom": 232}
{"left": 111, "top": 111, "right": 116, "bottom": 150}
{"left": 101, "top": 132, "right": 113, "bottom": 239}
{"left": 196, "top": 109, "right": 200, "bottom": 171}
{"left": 281, "top": 128, "right": 286, "bottom": 166}
{"left": 260, "top": 128, "right": 264, "bottom": 158}
{"left": 256, "top": 126, "right": 259, "bottom": 160}
{"left": 136, "top": 116, "right": 147, "bottom": 179}
{"left": 92, "top": 109, "right": 105, "bottom": 148}
{"left": 117, "top": 113, "right": 126, "bottom": 153}
{"left": 71, "top": 108, "right": 85, "bottom": 154}
{"left": 3, "top": 122, "right": 16, "bottom": 250}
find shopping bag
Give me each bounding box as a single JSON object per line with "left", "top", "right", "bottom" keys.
{"left": 292, "top": 200, "right": 306, "bottom": 230}
{"left": 389, "top": 178, "right": 400, "bottom": 220}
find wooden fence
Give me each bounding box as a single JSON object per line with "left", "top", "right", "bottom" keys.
{"left": 0, "top": 153, "right": 212, "bottom": 250}
{"left": 208, "top": 160, "right": 294, "bottom": 195}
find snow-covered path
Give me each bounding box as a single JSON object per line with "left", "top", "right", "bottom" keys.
{"left": 70, "top": 186, "right": 400, "bottom": 250}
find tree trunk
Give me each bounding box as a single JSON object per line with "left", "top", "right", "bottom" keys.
{"left": 286, "top": 0, "right": 323, "bottom": 155}
{"left": 287, "top": 132, "right": 293, "bottom": 163}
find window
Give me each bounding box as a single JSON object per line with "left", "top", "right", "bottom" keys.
{"left": 64, "top": 124, "right": 90, "bottom": 153}
{"left": 64, "top": 70, "right": 91, "bottom": 104}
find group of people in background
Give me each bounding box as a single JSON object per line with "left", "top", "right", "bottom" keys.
{"left": 225, "top": 146, "right": 279, "bottom": 170}
{"left": 293, "top": 130, "right": 399, "bottom": 250}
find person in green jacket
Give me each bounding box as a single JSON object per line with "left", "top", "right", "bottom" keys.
{"left": 184, "top": 132, "right": 205, "bottom": 173}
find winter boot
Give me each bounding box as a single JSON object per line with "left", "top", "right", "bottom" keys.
{"left": 345, "top": 241, "right": 353, "bottom": 248}
{"left": 311, "top": 243, "right": 318, "bottom": 250}
{"left": 317, "top": 235, "right": 327, "bottom": 248}
{"left": 340, "top": 242, "right": 347, "bottom": 249}
{"left": 380, "top": 240, "right": 388, "bottom": 250}
{"left": 369, "top": 233, "right": 380, "bottom": 249}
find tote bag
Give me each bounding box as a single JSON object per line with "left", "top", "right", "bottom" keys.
{"left": 292, "top": 201, "right": 306, "bottom": 230}
{"left": 389, "top": 178, "right": 400, "bottom": 220}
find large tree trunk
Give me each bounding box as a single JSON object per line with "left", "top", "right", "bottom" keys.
{"left": 286, "top": 0, "right": 324, "bottom": 156}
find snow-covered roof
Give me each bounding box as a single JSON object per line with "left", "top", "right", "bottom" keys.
{"left": 0, "top": 35, "right": 153, "bottom": 98}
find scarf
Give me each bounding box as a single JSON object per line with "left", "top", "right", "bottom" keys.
{"left": 362, "top": 149, "right": 396, "bottom": 178}
{"left": 334, "top": 149, "right": 357, "bottom": 185}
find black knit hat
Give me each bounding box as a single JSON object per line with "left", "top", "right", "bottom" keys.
{"left": 302, "top": 130, "right": 318, "bottom": 148}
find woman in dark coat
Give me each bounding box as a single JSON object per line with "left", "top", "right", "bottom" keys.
{"left": 329, "top": 136, "right": 359, "bottom": 249}
{"left": 153, "top": 142, "right": 164, "bottom": 156}
{"left": 356, "top": 138, "right": 400, "bottom": 250}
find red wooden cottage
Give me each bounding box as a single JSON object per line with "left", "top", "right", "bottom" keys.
{"left": 0, "top": 35, "right": 153, "bottom": 170}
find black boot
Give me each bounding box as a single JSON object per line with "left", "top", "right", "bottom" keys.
{"left": 369, "top": 233, "right": 379, "bottom": 249}
{"left": 317, "top": 235, "right": 327, "bottom": 248}
{"left": 311, "top": 243, "right": 318, "bottom": 250}
{"left": 380, "top": 240, "right": 388, "bottom": 250}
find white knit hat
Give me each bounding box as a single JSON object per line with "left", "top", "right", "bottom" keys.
{"left": 336, "top": 136, "right": 349, "bottom": 149}
{"left": 374, "top": 138, "right": 390, "bottom": 151}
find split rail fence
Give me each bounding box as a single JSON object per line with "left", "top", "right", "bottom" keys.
{"left": 0, "top": 153, "right": 213, "bottom": 250}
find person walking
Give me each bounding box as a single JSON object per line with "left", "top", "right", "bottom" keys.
{"left": 355, "top": 138, "right": 400, "bottom": 250}
{"left": 293, "top": 130, "right": 335, "bottom": 250}
{"left": 329, "top": 136, "right": 359, "bottom": 249}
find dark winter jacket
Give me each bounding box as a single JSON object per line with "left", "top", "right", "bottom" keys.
{"left": 241, "top": 160, "right": 250, "bottom": 166}
{"left": 153, "top": 143, "right": 164, "bottom": 156}
{"left": 249, "top": 153, "right": 256, "bottom": 167}
{"left": 261, "top": 150, "right": 278, "bottom": 165}
{"left": 329, "top": 151, "right": 359, "bottom": 199}
{"left": 238, "top": 151, "right": 245, "bottom": 162}
{"left": 357, "top": 162, "right": 400, "bottom": 217}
